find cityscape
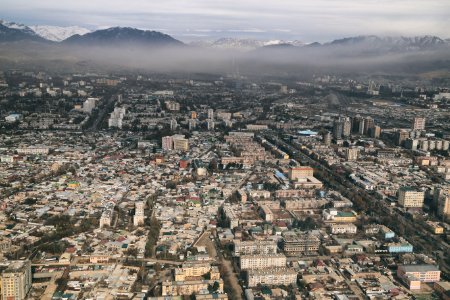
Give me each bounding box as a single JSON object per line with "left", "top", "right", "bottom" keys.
{"left": 0, "top": 1, "right": 450, "bottom": 300}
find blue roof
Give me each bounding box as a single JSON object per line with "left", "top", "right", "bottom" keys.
{"left": 298, "top": 130, "right": 318, "bottom": 136}
{"left": 275, "top": 171, "right": 287, "bottom": 180}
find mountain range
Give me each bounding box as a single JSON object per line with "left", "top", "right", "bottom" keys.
{"left": 0, "top": 19, "right": 448, "bottom": 53}
{"left": 0, "top": 18, "right": 449, "bottom": 76}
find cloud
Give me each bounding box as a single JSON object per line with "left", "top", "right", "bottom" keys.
{"left": 1, "top": 0, "right": 449, "bottom": 41}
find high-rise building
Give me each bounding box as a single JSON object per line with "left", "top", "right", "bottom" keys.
{"left": 1, "top": 260, "right": 32, "bottom": 300}
{"left": 188, "top": 119, "right": 197, "bottom": 131}
{"left": 207, "top": 108, "right": 214, "bottom": 120}
{"left": 396, "top": 130, "right": 410, "bottom": 146}
{"left": 133, "top": 201, "right": 145, "bottom": 226}
{"left": 342, "top": 118, "right": 352, "bottom": 137}
{"left": 434, "top": 188, "right": 450, "bottom": 219}
{"left": 352, "top": 116, "right": 363, "bottom": 134}
{"left": 207, "top": 119, "right": 215, "bottom": 130}
{"left": 170, "top": 119, "right": 178, "bottom": 131}
{"left": 364, "top": 117, "right": 375, "bottom": 135}
{"left": 333, "top": 120, "right": 344, "bottom": 140}
{"left": 412, "top": 117, "right": 426, "bottom": 130}
{"left": 322, "top": 131, "right": 331, "bottom": 146}
{"left": 398, "top": 187, "right": 424, "bottom": 208}
{"left": 370, "top": 125, "right": 381, "bottom": 139}
{"left": 162, "top": 136, "right": 173, "bottom": 150}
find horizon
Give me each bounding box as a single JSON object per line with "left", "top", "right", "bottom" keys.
{"left": 1, "top": 0, "right": 449, "bottom": 42}
{"left": 1, "top": 17, "right": 449, "bottom": 44}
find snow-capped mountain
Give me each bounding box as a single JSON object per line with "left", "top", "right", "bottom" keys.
{"left": 190, "top": 38, "right": 304, "bottom": 51}
{"left": 30, "top": 25, "right": 91, "bottom": 42}
{"left": 0, "top": 19, "right": 37, "bottom": 36}
{"left": 327, "top": 35, "right": 447, "bottom": 51}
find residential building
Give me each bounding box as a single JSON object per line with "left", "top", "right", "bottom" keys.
{"left": 233, "top": 239, "right": 278, "bottom": 257}
{"left": 412, "top": 117, "right": 426, "bottom": 130}
{"left": 247, "top": 268, "right": 297, "bottom": 287}
{"left": 1, "top": 260, "right": 32, "bottom": 300}
{"left": 282, "top": 231, "right": 320, "bottom": 255}
{"left": 398, "top": 187, "right": 424, "bottom": 208}
{"left": 239, "top": 254, "right": 286, "bottom": 270}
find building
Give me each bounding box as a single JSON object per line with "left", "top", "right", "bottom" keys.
{"left": 207, "top": 108, "right": 214, "bottom": 120}
{"left": 99, "top": 210, "right": 112, "bottom": 228}
{"left": 174, "top": 262, "right": 219, "bottom": 281}
{"left": 282, "top": 231, "right": 320, "bottom": 255}
{"left": 1, "top": 260, "right": 32, "bottom": 300}
{"left": 323, "top": 209, "right": 357, "bottom": 223}
{"left": 16, "top": 146, "right": 49, "bottom": 155}
{"left": 170, "top": 119, "right": 178, "bottom": 130}
{"left": 363, "top": 117, "right": 375, "bottom": 135}
{"left": 5, "top": 114, "right": 22, "bottom": 123}
{"left": 397, "top": 265, "right": 440, "bottom": 290}
{"left": 133, "top": 201, "right": 145, "bottom": 226}
{"left": 162, "top": 262, "right": 224, "bottom": 296}
{"left": 412, "top": 117, "right": 426, "bottom": 130}
{"left": 165, "top": 101, "right": 180, "bottom": 111}
{"left": 398, "top": 187, "right": 424, "bottom": 208}
{"left": 333, "top": 120, "right": 344, "bottom": 140}
{"left": 396, "top": 130, "right": 410, "bottom": 146}
{"left": 342, "top": 118, "right": 352, "bottom": 137}
{"left": 330, "top": 223, "right": 357, "bottom": 234}
{"left": 288, "top": 167, "right": 314, "bottom": 180}
{"left": 233, "top": 239, "right": 278, "bottom": 257}
{"left": 435, "top": 188, "right": 450, "bottom": 219}
{"left": 345, "top": 148, "right": 359, "bottom": 161}
{"left": 387, "top": 240, "right": 413, "bottom": 253}
{"left": 247, "top": 268, "right": 297, "bottom": 287}
{"left": 108, "top": 107, "right": 126, "bottom": 128}
{"left": 82, "top": 97, "right": 98, "bottom": 113}
{"left": 162, "top": 136, "right": 173, "bottom": 150}
{"left": 322, "top": 131, "right": 331, "bottom": 146}
{"left": 239, "top": 254, "right": 286, "bottom": 270}
{"left": 207, "top": 119, "right": 215, "bottom": 131}
{"left": 173, "top": 135, "right": 189, "bottom": 151}
{"left": 161, "top": 279, "right": 224, "bottom": 296}
{"left": 371, "top": 125, "right": 381, "bottom": 139}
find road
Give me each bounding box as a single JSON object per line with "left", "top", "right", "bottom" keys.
{"left": 264, "top": 132, "right": 450, "bottom": 277}
{"left": 85, "top": 94, "right": 116, "bottom": 132}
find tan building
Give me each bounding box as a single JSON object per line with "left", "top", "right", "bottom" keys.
{"left": 398, "top": 187, "right": 424, "bottom": 208}
{"left": 412, "top": 117, "right": 426, "bottom": 130}
{"left": 161, "top": 279, "right": 224, "bottom": 296}
{"left": 240, "top": 254, "right": 286, "bottom": 270}
{"left": 174, "top": 262, "right": 218, "bottom": 281}
{"left": 345, "top": 148, "right": 359, "bottom": 161}
{"left": 247, "top": 268, "right": 297, "bottom": 287}
{"left": 1, "top": 260, "right": 32, "bottom": 300}
{"left": 173, "top": 135, "right": 189, "bottom": 151}
{"left": 397, "top": 265, "right": 440, "bottom": 290}
{"left": 288, "top": 167, "right": 314, "bottom": 180}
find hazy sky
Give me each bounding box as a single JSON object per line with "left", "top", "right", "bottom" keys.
{"left": 1, "top": 0, "right": 449, "bottom": 42}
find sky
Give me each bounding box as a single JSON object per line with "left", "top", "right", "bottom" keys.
{"left": 1, "top": 0, "right": 449, "bottom": 42}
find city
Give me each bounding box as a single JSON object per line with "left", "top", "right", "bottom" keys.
{"left": 0, "top": 1, "right": 450, "bottom": 299}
